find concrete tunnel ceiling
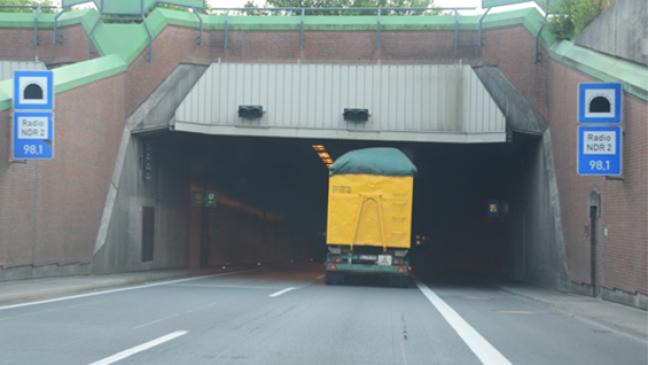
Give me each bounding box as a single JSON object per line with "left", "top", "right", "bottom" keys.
{"left": 173, "top": 63, "right": 507, "bottom": 143}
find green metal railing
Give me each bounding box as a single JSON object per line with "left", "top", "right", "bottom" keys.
{"left": 207, "top": 7, "right": 475, "bottom": 51}
{"left": 2, "top": 4, "right": 550, "bottom": 64}
{"left": 0, "top": 4, "right": 58, "bottom": 46}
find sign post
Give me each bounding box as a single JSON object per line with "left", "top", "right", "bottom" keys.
{"left": 577, "top": 82, "right": 623, "bottom": 177}
{"left": 12, "top": 112, "right": 54, "bottom": 160}
{"left": 577, "top": 126, "right": 622, "bottom": 176}
{"left": 578, "top": 83, "right": 622, "bottom": 124}
{"left": 12, "top": 70, "right": 54, "bottom": 161}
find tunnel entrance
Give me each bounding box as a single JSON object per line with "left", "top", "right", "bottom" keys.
{"left": 141, "top": 130, "right": 540, "bottom": 280}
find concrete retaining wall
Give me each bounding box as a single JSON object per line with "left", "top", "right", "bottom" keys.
{"left": 576, "top": 0, "right": 648, "bottom": 66}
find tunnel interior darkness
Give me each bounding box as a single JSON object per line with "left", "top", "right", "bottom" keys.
{"left": 149, "top": 131, "right": 538, "bottom": 279}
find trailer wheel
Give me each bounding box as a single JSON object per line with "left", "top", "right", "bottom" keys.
{"left": 389, "top": 275, "right": 410, "bottom": 288}
{"left": 399, "top": 276, "right": 411, "bottom": 288}
{"left": 325, "top": 272, "right": 337, "bottom": 285}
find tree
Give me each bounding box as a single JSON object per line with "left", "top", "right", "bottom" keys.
{"left": 243, "top": 0, "right": 264, "bottom": 16}
{"left": 547, "top": 0, "right": 613, "bottom": 40}
{"left": 263, "top": 0, "right": 434, "bottom": 15}
{"left": 0, "top": 0, "right": 54, "bottom": 12}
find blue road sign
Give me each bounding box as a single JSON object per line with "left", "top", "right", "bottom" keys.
{"left": 12, "top": 111, "right": 54, "bottom": 160}
{"left": 13, "top": 70, "right": 54, "bottom": 110}
{"left": 577, "top": 126, "right": 622, "bottom": 176}
{"left": 578, "top": 83, "right": 622, "bottom": 124}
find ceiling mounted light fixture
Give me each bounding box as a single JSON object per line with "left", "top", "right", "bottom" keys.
{"left": 238, "top": 105, "right": 264, "bottom": 119}
{"left": 312, "top": 143, "right": 334, "bottom": 169}
{"left": 343, "top": 108, "right": 369, "bottom": 122}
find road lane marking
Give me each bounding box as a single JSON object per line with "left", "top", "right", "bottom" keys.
{"left": 0, "top": 269, "right": 258, "bottom": 312}
{"left": 269, "top": 287, "right": 296, "bottom": 297}
{"left": 399, "top": 341, "right": 408, "bottom": 365}
{"left": 0, "top": 300, "right": 96, "bottom": 322}
{"left": 315, "top": 274, "right": 324, "bottom": 279}
{"left": 88, "top": 330, "right": 187, "bottom": 365}
{"left": 168, "top": 284, "right": 284, "bottom": 290}
{"left": 416, "top": 282, "right": 513, "bottom": 365}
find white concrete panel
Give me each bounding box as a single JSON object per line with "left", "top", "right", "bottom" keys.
{"left": 175, "top": 63, "right": 506, "bottom": 143}
{"left": 0, "top": 60, "right": 46, "bottom": 81}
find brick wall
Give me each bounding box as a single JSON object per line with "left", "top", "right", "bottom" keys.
{"left": 0, "top": 73, "right": 126, "bottom": 269}
{"left": 547, "top": 61, "right": 648, "bottom": 294}
{"left": 0, "top": 25, "right": 90, "bottom": 64}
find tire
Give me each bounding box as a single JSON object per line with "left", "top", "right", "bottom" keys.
{"left": 325, "top": 272, "right": 337, "bottom": 285}
{"left": 399, "top": 276, "right": 411, "bottom": 288}
{"left": 389, "top": 275, "right": 410, "bottom": 288}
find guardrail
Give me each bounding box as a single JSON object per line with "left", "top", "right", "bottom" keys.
{"left": 0, "top": 4, "right": 58, "bottom": 46}
{"left": 207, "top": 7, "right": 476, "bottom": 51}
{"left": 7, "top": 5, "right": 548, "bottom": 63}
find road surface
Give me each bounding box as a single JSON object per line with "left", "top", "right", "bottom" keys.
{"left": 0, "top": 266, "right": 645, "bottom": 365}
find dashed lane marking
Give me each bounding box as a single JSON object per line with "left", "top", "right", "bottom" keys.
{"left": 88, "top": 330, "right": 188, "bottom": 365}
{"left": 269, "top": 287, "right": 296, "bottom": 297}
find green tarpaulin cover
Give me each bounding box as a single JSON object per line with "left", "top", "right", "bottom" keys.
{"left": 330, "top": 148, "right": 417, "bottom": 176}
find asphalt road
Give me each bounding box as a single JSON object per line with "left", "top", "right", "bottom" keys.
{"left": 0, "top": 266, "right": 645, "bottom": 365}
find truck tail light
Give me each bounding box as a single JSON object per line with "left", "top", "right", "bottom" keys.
{"left": 398, "top": 266, "right": 405, "bottom": 273}
{"left": 328, "top": 264, "right": 337, "bottom": 271}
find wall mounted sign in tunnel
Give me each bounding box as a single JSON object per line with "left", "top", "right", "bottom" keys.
{"left": 577, "top": 83, "right": 623, "bottom": 177}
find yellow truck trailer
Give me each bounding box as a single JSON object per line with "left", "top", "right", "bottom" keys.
{"left": 325, "top": 147, "right": 416, "bottom": 287}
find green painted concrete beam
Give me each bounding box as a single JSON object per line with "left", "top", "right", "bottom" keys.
{"left": 0, "top": 6, "right": 646, "bottom": 112}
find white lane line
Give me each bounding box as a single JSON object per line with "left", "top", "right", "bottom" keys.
{"left": 0, "top": 269, "right": 258, "bottom": 312}
{"left": 399, "top": 341, "right": 409, "bottom": 365}
{"left": 416, "top": 282, "right": 513, "bottom": 365}
{"left": 168, "top": 284, "right": 284, "bottom": 290}
{"left": 88, "top": 330, "right": 187, "bottom": 365}
{"left": 269, "top": 287, "right": 296, "bottom": 297}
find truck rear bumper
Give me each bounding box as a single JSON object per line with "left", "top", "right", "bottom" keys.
{"left": 326, "top": 263, "right": 409, "bottom": 276}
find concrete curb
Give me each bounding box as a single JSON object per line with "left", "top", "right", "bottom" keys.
{"left": 498, "top": 285, "right": 648, "bottom": 342}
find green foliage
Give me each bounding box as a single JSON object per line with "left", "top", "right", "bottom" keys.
{"left": 0, "top": 0, "right": 55, "bottom": 12}
{"left": 156, "top": 3, "right": 191, "bottom": 12}
{"left": 547, "top": 0, "right": 613, "bottom": 39}
{"left": 243, "top": 1, "right": 263, "bottom": 15}
{"left": 263, "top": 0, "right": 433, "bottom": 15}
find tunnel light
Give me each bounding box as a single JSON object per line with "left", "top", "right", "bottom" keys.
{"left": 343, "top": 108, "right": 369, "bottom": 122}
{"left": 238, "top": 105, "right": 264, "bottom": 119}
{"left": 312, "top": 143, "right": 334, "bottom": 169}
